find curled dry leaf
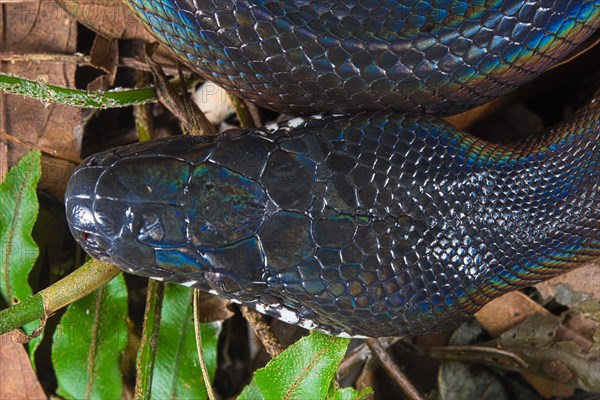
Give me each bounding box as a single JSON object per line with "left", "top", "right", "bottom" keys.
{"left": 0, "top": 334, "right": 46, "bottom": 400}
{"left": 476, "top": 291, "right": 547, "bottom": 338}
{"left": 87, "top": 35, "right": 119, "bottom": 91}
{"left": 437, "top": 321, "right": 541, "bottom": 400}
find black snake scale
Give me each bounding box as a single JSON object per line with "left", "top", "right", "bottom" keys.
{"left": 64, "top": 1, "right": 600, "bottom": 337}
{"left": 126, "top": 0, "right": 600, "bottom": 115}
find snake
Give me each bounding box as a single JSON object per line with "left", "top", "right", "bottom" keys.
{"left": 64, "top": 0, "right": 600, "bottom": 337}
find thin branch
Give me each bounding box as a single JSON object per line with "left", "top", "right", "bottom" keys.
{"left": 366, "top": 338, "right": 424, "bottom": 400}
{"left": 410, "top": 343, "right": 530, "bottom": 370}
{"left": 241, "top": 306, "right": 284, "bottom": 358}
{"left": 134, "top": 280, "right": 164, "bottom": 400}
{"left": 193, "top": 289, "right": 216, "bottom": 400}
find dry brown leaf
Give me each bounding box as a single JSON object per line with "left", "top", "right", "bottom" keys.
{"left": 520, "top": 372, "right": 574, "bottom": 399}
{"left": 494, "top": 310, "right": 599, "bottom": 394}
{"left": 476, "top": 291, "right": 548, "bottom": 338}
{"left": 55, "top": 0, "right": 181, "bottom": 71}
{"left": 476, "top": 261, "right": 600, "bottom": 337}
{"left": 475, "top": 290, "right": 589, "bottom": 398}
{"left": 0, "top": 334, "right": 46, "bottom": 400}
{"left": 0, "top": 1, "right": 81, "bottom": 200}
{"left": 444, "top": 98, "right": 504, "bottom": 130}
{"left": 476, "top": 263, "right": 600, "bottom": 398}
{"left": 87, "top": 35, "right": 119, "bottom": 91}
{"left": 536, "top": 261, "right": 600, "bottom": 303}
{"left": 56, "top": 0, "right": 154, "bottom": 41}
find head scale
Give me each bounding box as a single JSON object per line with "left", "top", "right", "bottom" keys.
{"left": 65, "top": 138, "right": 270, "bottom": 299}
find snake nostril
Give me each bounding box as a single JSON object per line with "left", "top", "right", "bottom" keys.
{"left": 86, "top": 157, "right": 97, "bottom": 167}
{"left": 80, "top": 231, "right": 98, "bottom": 247}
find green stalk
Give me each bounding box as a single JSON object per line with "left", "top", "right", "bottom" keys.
{"left": 0, "top": 260, "right": 121, "bottom": 335}
{"left": 0, "top": 72, "right": 157, "bottom": 108}
{"left": 134, "top": 280, "right": 165, "bottom": 400}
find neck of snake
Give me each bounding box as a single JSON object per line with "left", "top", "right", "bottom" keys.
{"left": 453, "top": 95, "right": 599, "bottom": 312}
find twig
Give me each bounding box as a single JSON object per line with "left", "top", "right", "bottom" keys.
{"left": 366, "top": 338, "right": 424, "bottom": 400}
{"left": 409, "top": 343, "right": 529, "bottom": 370}
{"left": 132, "top": 70, "right": 154, "bottom": 142}
{"left": 244, "top": 100, "right": 262, "bottom": 127}
{"left": 228, "top": 94, "right": 255, "bottom": 129}
{"left": 193, "top": 289, "right": 216, "bottom": 400}
{"left": 338, "top": 337, "right": 401, "bottom": 380}
{"left": 134, "top": 280, "right": 164, "bottom": 400}
{"left": 0, "top": 52, "right": 189, "bottom": 76}
{"left": 356, "top": 355, "right": 377, "bottom": 394}
{"left": 0, "top": 52, "right": 91, "bottom": 65}
{"left": 337, "top": 343, "right": 371, "bottom": 379}
{"left": 241, "top": 306, "right": 284, "bottom": 358}
{"left": 144, "top": 44, "right": 216, "bottom": 136}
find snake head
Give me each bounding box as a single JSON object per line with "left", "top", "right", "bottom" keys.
{"left": 65, "top": 137, "right": 271, "bottom": 298}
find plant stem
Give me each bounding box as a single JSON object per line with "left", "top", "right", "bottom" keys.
{"left": 134, "top": 280, "right": 164, "bottom": 400}
{"left": 0, "top": 260, "right": 121, "bottom": 335}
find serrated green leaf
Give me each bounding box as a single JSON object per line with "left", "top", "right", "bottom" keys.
{"left": 52, "top": 274, "right": 128, "bottom": 400}
{"left": 0, "top": 150, "right": 42, "bottom": 357}
{"left": 150, "top": 283, "right": 220, "bottom": 400}
{"left": 239, "top": 331, "right": 350, "bottom": 400}
{"left": 0, "top": 150, "right": 41, "bottom": 306}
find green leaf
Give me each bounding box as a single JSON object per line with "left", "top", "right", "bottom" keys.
{"left": 239, "top": 331, "right": 350, "bottom": 400}
{"left": 150, "top": 283, "right": 220, "bottom": 400}
{"left": 0, "top": 150, "right": 43, "bottom": 357}
{"left": 52, "top": 274, "right": 128, "bottom": 400}
{"left": 0, "top": 149, "right": 40, "bottom": 306}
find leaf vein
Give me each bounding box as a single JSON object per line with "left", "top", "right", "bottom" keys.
{"left": 1, "top": 157, "right": 36, "bottom": 303}
{"left": 85, "top": 286, "right": 105, "bottom": 400}
{"left": 168, "top": 290, "right": 193, "bottom": 399}
{"left": 283, "top": 347, "right": 329, "bottom": 400}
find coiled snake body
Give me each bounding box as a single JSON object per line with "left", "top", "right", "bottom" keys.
{"left": 65, "top": 0, "right": 600, "bottom": 337}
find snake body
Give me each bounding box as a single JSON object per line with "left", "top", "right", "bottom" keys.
{"left": 65, "top": 0, "right": 600, "bottom": 337}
